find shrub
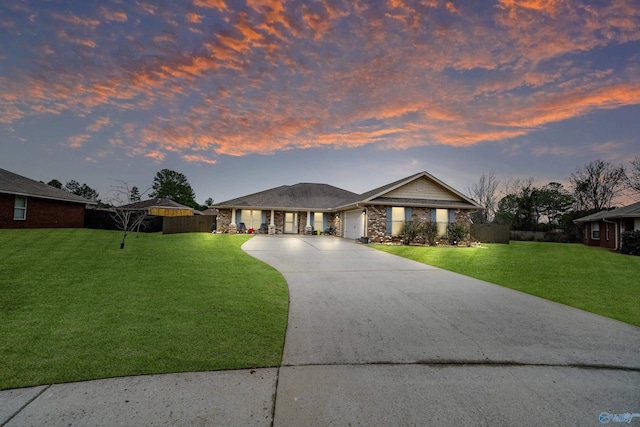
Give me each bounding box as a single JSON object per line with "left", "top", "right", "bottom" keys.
{"left": 447, "top": 223, "right": 469, "bottom": 245}
{"left": 400, "top": 220, "right": 439, "bottom": 245}
{"left": 621, "top": 230, "right": 640, "bottom": 256}
{"left": 424, "top": 222, "right": 439, "bottom": 246}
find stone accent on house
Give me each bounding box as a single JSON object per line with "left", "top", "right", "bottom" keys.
{"left": 366, "top": 205, "right": 387, "bottom": 243}
{"left": 216, "top": 209, "right": 232, "bottom": 233}
{"left": 454, "top": 209, "right": 471, "bottom": 224}
{"left": 331, "top": 213, "right": 342, "bottom": 237}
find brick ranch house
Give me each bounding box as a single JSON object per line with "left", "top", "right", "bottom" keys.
{"left": 214, "top": 171, "right": 482, "bottom": 242}
{"left": 574, "top": 201, "right": 640, "bottom": 250}
{"left": 0, "top": 168, "right": 95, "bottom": 229}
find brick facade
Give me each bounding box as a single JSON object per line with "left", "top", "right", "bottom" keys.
{"left": 0, "top": 193, "right": 86, "bottom": 228}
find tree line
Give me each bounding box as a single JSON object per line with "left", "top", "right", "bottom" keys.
{"left": 47, "top": 169, "right": 214, "bottom": 210}
{"left": 468, "top": 157, "right": 640, "bottom": 235}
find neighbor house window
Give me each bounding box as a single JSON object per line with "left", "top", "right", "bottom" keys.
{"left": 591, "top": 222, "right": 600, "bottom": 240}
{"left": 14, "top": 196, "right": 27, "bottom": 220}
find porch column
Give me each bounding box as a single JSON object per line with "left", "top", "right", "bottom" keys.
{"left": 269, "top": 209, "right": 276, "bottom": 235}
{"left": 305, "top": 210, "right": 312, "bottom": 235}
{"left": 229, "top": 208, "right": 237, "bottom": 234}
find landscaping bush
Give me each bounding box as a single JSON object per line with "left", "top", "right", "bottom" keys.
{"left": 447, "top": 223, "right": 469, "bottom": 245}
{"left": 401, "top": 220, "right": 439, "bottom": 245}
{"left": 621, "top": 230, "right": 640, "bottom": 256}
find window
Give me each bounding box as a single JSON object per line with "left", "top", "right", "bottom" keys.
{"left": 386, "top": 207, "right": 412, "bottom": 236}
{"left": 312, "top": 212, "right": 325, "bottom": 231}
{"left": 238, "top": 209, "right": 262, "bottom": 230}
{"left": 391, "top": 207, "right": 405, "bottom": 235}
{"left": 591, "top": 222, "right": 600, "bottom": 240}
{"left": 14, "top": 196, "right": 27, "bottom": 220}
{"left": 435, "top": 208, "right": 448, "bottom": 237}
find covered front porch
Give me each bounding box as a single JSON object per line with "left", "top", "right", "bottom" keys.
{"left": 216, "top": 208, "right": 340, "bottom": 236}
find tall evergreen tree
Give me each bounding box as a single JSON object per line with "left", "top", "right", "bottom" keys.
{"left": 150, "top": 169, "right": 198, "bottom": 208}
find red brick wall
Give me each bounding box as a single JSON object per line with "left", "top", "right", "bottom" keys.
{"left": 0, "top": 193, "right": 86, "bottom": 228}
{"left": 583, "top": 221, "right": 617, "bottom": 249}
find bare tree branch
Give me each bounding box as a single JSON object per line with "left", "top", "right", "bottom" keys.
{"left": 467, "top": 172, "right": 500, "bottom": 223}
{"left": 107, "top": 181, "right": 151, "bottom": 249}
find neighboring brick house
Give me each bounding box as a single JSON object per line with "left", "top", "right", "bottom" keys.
{"left": 214, "top": 171, "right": 482, "bottom": 241}
{"left": 574, "top": 202, "right": 640, "bottom": 250}
{"left": 0, "top": 168, "right": 95, "bottom": 229}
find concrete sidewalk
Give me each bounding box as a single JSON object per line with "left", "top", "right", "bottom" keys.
{"left": 2, "top": 236, "right": 639, "bottom": 426}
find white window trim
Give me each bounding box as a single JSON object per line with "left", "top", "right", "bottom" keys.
{"left": 14, "top": 196, "right": 27, "bottom": 220}
{"left": 591, "top": 222, "right": 600, "bottom": 240}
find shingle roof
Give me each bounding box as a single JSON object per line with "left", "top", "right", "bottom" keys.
{"left": 120, "top": 198, "right": 194, "bottom": 210}
{"left": 215, "top": 183, "right": 358, "bottom": 210}
{"left": 0, "top": 168, "right": 94, "bottom": 204}
{"left": 574, "top": 201, "right": 640, "bottom": 222}
{"left": 215, "top": 172, "right": 482, "bottom": 211}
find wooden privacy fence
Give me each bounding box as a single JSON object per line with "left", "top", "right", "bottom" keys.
{"left": 470, "top": 224, "right": 510, "bottom": 244}
{"left": 163, "top": 215, "right": 216, "bottom": 234}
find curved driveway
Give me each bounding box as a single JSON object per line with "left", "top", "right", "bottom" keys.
{"left": 243, "top": 235, "right": 640, "bottom": 426}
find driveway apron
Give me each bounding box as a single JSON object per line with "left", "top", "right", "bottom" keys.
{"left": 243, "top": 235, "right": 640, "bottom": 426}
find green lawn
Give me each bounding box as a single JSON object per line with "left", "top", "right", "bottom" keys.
{"left": 0, "top": 229, "right": 289, "bottom": 390}
{"left": 375, "top": 242, "right": 640, "bottom": 327}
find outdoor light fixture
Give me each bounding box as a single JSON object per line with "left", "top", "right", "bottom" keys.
{"left": 362, "top": 209, "right": 366, "bottom": 215}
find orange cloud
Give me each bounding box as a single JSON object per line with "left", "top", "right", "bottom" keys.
{"left": 101, "top": 8, "right": 128, "bottom": 22}
{"left": 183, "top": 154, "right": 218, "bottom": 164}
{"left": 86, "top": 116, "right": 111, "bottom": 132}
{"left": 489, "top": 83, "right": 640, "bottom": 128}
{"left": 186, "top": 12, "right": 204, "bottom": 23}
{"left": 52, "top": 12, "right": 101, "bottom": 28}
{"left": 68, "top": 134, "right": 92, "bottom": 148}
{"left": 193, "top": 0, "right": 227, "bottom": 11}
{"left": 56, "top": 31, "right": 97, "bottom": 48}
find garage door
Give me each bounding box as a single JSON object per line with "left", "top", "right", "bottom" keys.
{"left": 344, "top": 209, "right": 364, "bottom": 240}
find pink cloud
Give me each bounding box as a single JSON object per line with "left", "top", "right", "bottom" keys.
{"left": 193, "top": 0, "right": 227, "bottom": 11}
{"left": 183, "top": 154, "right": 218, "bottom": 164}
{"left": 100, "top": 8, "right": 128, "bottom": 22}
{"left": 67, "top": 134, "right": 92, "bottom": 148}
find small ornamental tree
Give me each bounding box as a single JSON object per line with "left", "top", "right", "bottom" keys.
{"left": 108, "top": 182, "right": 150, "bottom": 249}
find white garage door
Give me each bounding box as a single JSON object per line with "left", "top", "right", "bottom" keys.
{"left": 344, "top": 209, "right": 364, "bottom": 240}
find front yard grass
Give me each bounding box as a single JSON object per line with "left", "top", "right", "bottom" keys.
{"left": 0, "top": 229, "right": 289, "bottom": 390}
{"left": 375, "top": 241, "right": 640, "bottom": 327}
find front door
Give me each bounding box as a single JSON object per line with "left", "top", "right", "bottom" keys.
{"left": 284, "top": 212, "right": 298, "bottom": 234}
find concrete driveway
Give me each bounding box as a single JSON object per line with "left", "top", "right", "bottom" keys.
{"left": 2, "top": 235, "right": 639, "bottom": 426}
{"left": 244, "top": 236, "right": 640, "bottom": 426}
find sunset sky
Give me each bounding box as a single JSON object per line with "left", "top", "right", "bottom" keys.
{"left": 1, "top": 0, "right": 639, "bottom": 204}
